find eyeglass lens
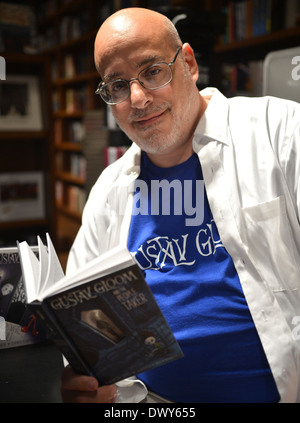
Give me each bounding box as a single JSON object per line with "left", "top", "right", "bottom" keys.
{"left": 102, "top": 63, "right": 172, "bottom": 104}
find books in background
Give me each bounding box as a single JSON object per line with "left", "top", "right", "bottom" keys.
{"left": 82, "top": 110, "right": 109, "bottom": 195}
{"left": 221, "top": 60, "right": 263, "bottom": 97}
{"left": 0, "top": 2, "right": 36, "bottom": 53}
{"left": 63, "top": 51, "right": 89, "bottom": 78}
{"left": 55, "top": 181, "right": 86, "bottom": 216}
{"left": 52, "top": 90, "right": 60, "bottom": 113}
{"left": 0, "top": 246, "right": 45, "bottom": 349}
{"left": 70, "top": 153, "right": 86, "bottom": 180}
{"left": 18, "top": 235, "right": 183, "bottom": 386}
{"left": 35, "top": 0, "right": 57, "bottom": 19}
{"left": 65, "top": 86, "right": 89, "bottom": 113}
{"left": 68, "top": 121, "right": 86, "bottom": 144}
{"left": 54, "top": 120, "right": 86, "bottom": 146}
{"left": 105, "top": 146, "right": 128, "bottom": 168}
{"left": 66, "top": 185, "right": 86, "bottom": 215}
{"left": 222, "top": 0, "right": 300, "bottom": 44}
{"left": 59, "top": 13, "right": 88, "bottom": 44}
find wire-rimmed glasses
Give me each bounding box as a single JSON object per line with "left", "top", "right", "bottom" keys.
{"left": 95, "top": 47, "right": 182, "bottom": 105}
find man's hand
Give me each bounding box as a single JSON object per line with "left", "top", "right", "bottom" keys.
{"left": 61, "top": 365, "right": 117, "bottom": 403}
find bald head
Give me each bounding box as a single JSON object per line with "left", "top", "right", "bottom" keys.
{"left": 94, "top": 8, "right": 182, "bottom": 74}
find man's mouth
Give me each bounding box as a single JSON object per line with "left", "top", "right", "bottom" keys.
{"left": 133, "top": 110, "right": 165, "bottom": 127}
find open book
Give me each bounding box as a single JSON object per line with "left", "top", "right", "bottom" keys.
{"left": 18, "top": 234, "right": 183, "bottom": 386}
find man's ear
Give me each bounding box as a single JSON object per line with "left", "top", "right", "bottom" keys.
{"left": 182, "top": 43, "right": 199, "bottom": 83}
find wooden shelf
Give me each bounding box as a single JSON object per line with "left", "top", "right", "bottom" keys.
{"left": 54, "top": 111, "right": 84, "bottom": 118}
{"left": 215, "top": 26, "right": 300, "bottom": 53}
{"left": 41, "top": 30, "right": 98, "bottom": 55}
{"left": 36, "top": 0, "right": 91, "bottom": 27}
{"left": 0, "top": 130, "right": 48, "bottom": 140}
{"left": 55, "top": 142, "right": 82, "bottom": 152}
{"left": 53, "top": 71, "right": 99, "bottom": 87}
{"left": 56, "top": 203, "right": 82, "bottom": 221}
{"left": 0, "top": 219, "right": 49, "bottom": 230}
{"left": 56, "top": 171, "right": 85, "bottom": 186}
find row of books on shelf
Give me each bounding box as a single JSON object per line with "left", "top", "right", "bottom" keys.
{"left": 37, "top": 13, "right": 89, "bottom": 51}
{"left": 65, "top": 87, "right": 89, "bottom": 113}
{"left": 53, "top": 87, "right": 90, "bottom": 114}
{"left": 59, "top": 13, "right": 89, "bottom": 44}
{"left": 221, "top": 60, "right": 263, "bottom": 98}
{"left": 35, "top": 0, "right": 117, "bottom": 52}
{"left": 69, "top": 153, "right": 86, "bottom": 180}
{"left": 39, "top": 0, "right": 143, "bottom": 20}
{"left": 67, "top": 185, "right": 86, "bottom": 214}
{"left": 105, "top": 146, "right": 128, "bottom": 168}
{"left": 55, "top": 152, "right": 86, "bottom": 181}
{"left": 63, "top": 51, "right": 90, "bottom": 78}
{"left": 35, "top": 0, "right": 80, "bottom": 20}
{"left": 54, "top": 110, "right": 105, "bottom": 145}
{"left": 54, "top": 119, "right": 87, "bottom": 145}
{"left": 0, "top": 2, "right": 36, "bottom": 53}
{"left": 68, "top": 120, "right": 86, "bottom": 144}
{"left": 51, "top": 51, "right": 90, "bottom": 80}
{"left": 36, "top": 28, "right": 56, "bottom": 52}
{"left": 222, "top": 0, "right": 300, "bottom": 44}
{"left": 56, "top": 181, "right": 86, "bottom": 214}
{"left": 55, "top": 144, "right": 128, "bottom": 215}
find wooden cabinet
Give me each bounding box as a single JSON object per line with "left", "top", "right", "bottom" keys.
{"left": 0, "top": 53, "right": 55, "bottom": 247}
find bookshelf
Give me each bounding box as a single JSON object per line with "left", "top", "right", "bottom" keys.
{"left": 32, "top": 0, "right": 142, "bottom": 268}
{"left": 31, "top": 0, "right": 103, "bottom": 266}
{"left": 212, "top": 0, "right": 300, "bottom": 97}
{"left": 0, "top": 53, "right": 55, "bottom": 247}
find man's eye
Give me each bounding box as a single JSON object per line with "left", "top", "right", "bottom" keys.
{"left": 143, "top": 66, "right": 162, "bottom": 79}
{"left": 111, "top": 81, "right": 127, "bottom": 92}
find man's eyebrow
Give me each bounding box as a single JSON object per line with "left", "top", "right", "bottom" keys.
{"left": 137, "top": 54, "right": 164, "bottom": 69}
{"left": 103, "top": 54, "right": 165, "bottom": 83}
{"left": 103, "top": 71, "right": 122, "bottom": 83}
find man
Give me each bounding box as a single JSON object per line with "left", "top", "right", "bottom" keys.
{"left": 61, "top": 8, "right": 300, "bottom": 403}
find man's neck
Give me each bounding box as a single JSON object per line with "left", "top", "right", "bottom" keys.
{"left": 146, "top": 143, "right": 194, "bottom": 168}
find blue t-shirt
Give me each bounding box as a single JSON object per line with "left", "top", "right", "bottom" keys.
{"left": 127, "top": 152, "right": 280, "bottom": 403}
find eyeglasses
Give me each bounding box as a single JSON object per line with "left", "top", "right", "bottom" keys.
{"left": 95, "top": 47, "right": 181, "bottom": 105}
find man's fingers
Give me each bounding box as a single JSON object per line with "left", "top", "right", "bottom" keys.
{"left": 60, "top": 366, "right": 117, "bottom": 403}
{"left": 61, "top": 365, "right": 98, "bottom": 391}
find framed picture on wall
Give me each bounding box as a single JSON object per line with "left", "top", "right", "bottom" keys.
{"left": 0, "top": 172, "right": 45, "bottom": 222}
{"left": 0, "top": 75, "right": 43, "bottom": 131}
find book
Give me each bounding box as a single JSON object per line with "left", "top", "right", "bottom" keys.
{"left": 18, "top": 234, "right": 183, "bottom": 386}
{"left": 0, "top": 245, "right": 45, "bottom": 349}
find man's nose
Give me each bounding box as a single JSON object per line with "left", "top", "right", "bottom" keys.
{"left": 129, "top": 80, "right": 153, "bottom": 108}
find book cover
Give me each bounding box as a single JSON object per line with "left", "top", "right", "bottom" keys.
{"left": 18, "top": 236, "right": 183, "bottom": 386}
{"left": 0, "top": 246, "right": 45, "bottom": 348}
